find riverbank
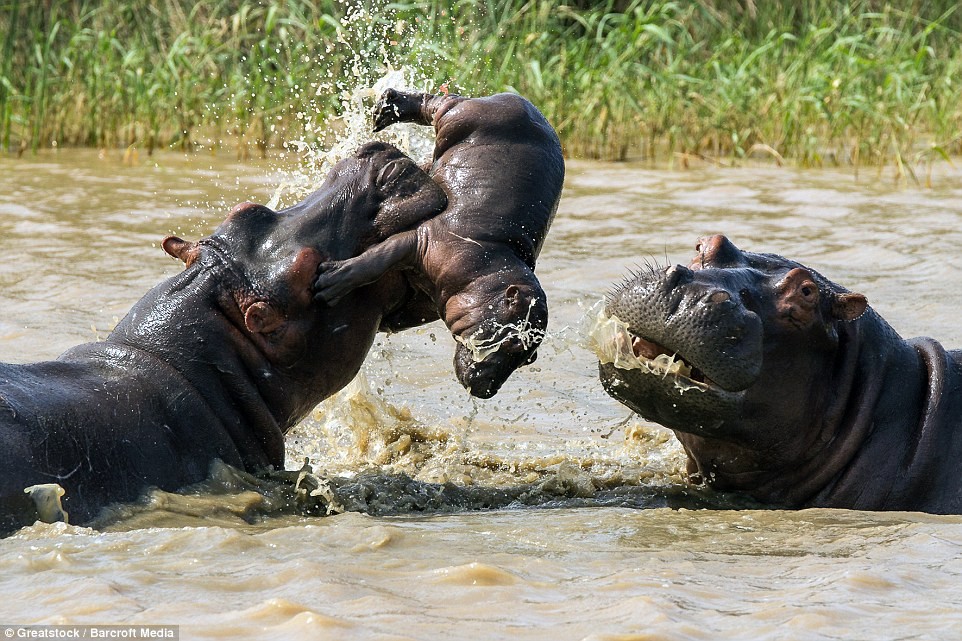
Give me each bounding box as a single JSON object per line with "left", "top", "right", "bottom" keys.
{"left": 2, "top": 0, "right": 960, "bottom": 169}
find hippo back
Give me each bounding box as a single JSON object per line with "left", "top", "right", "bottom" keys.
{"left": 431, "top": 92, "right": 565, "bottom": 268}
{"left": 0, "top": 346, "right": 245, "bottom": 527}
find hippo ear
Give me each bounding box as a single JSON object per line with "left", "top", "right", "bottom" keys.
{"left": 162, "top": 236, "right": 201, "bottom": 267}
{"left": 244, "top": 301, "right": 284, "bottom": 335}
{"left": 776, "top": 268, "right": 820, "bottom": 328}
{"left": 831, "top": 292, "right": 868, "bottom": 322}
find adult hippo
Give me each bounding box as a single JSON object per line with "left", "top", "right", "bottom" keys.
{"left": 597, "top": 234, "right": 962, "bottom": 514}
{"left": 0, "top": 141, "right": 447, "bottom": 533}
{"left": 314, "top": 89, "right": 565, "bottom": 398}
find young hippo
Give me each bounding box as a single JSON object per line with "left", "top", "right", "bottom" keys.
{"left": 598, "top": 234, "right": 962, "bottom": 514}
{"left": 313, "top": 89, "right": 565, "bottom": 398}
{"left": 0, "top": 141, "right": 446, "bottom": 533}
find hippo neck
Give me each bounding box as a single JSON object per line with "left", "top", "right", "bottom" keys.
{"left": 440, "top": 194, "right": 554, "bottom": 272}
{"left": 438, "top": 261, "right": 528, "bottom": 336}
{"left": 426, "top": 238, "right": 529, "bottom": 301}
{"left": 762, "top": 310, "right": 926, "bottom": 507}
{"left": 811, "top": 335, "right": 962, "bottom": 511}
{"left": 106, "top": 264, "right": 287, "bottom": 470}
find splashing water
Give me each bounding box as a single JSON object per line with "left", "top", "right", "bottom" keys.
{"left": 456, "top": 298, "right": 547, "bottom": 363}
{"left": 252, "top": 1, "right": 690, "bottom": 507}
{"left": 270, "top": 66, "right": 438, "bottom": 208}
{"left": 263, "top": 2, "right": 453, "bottom": 207}
{"left": 287, "top": 372, "right": 459, "bottom": 478}
{"left": 267, "top": 4, "right": 502, "bottom": 490}
{"left": 583, "top": 305, "right": 706, "bottom": 394}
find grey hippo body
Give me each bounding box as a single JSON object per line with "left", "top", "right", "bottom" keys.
{"left": 314, "top": 89, "right": 565, "bottom": 398}
{"left": 599, "top": 234, "right": 962, "bottom": 513}
{"left": 0, "top": 141, "right": 446, "bottom": 533}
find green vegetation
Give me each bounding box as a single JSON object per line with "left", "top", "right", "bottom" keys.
{"left": 1, "top": 0, "right": 960, "bottom": 171}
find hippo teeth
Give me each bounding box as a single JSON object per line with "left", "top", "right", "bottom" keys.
{"left": 631, "top": 336, "right": 664, "bottom": 361}
{"left": 630, "top": 336, "right": 709, "bottom": 385}
{"left": 585, "top": 310, "right": 710, "bottom": 390}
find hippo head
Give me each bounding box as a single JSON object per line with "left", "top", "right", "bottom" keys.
{"left": 160, "top": 141, "right": 446, "bottom": 381}
{"left": 446, "top": 272, "right": 548, "bottom": 399}
{"left": 597, "top": 235, "right": 868, "bottom": 448}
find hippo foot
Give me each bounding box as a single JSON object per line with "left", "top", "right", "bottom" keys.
{"left": 313, "top": 260, "right": 354, "bottom": 306}
{"left": 373, "top": 88, "right": 431, "bottom": 132}
{"left": 314, "top": 255, "right": 390, "bottom": 307}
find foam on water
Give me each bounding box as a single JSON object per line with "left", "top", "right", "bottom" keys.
{"left": 456, "top": 297, "right": 547, "bottom": 362}
{"left": 277, "top": 360, "right": 696, "bottom": 521}
{"left": 287, "top": 372, "right": 457, "bottom": 479}
{"left": 583, "top": 305, "right": 706, "bottom": 394}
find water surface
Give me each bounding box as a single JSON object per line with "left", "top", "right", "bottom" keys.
{"left": 1, "top": 150, "right": 961, "bottom": 639}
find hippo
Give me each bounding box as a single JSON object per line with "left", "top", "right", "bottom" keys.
{"left": 313, "top": 89, "right": 565, "bottom": 398}
{"left": 0, "top": 141, "right": 447, "bottom": 533}
{"left": 597, "top": 234, "right": 962, "bottom": 514}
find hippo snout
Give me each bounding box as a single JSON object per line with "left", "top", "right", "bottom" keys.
{"left": 691, "top": 234, "right": 747, "bottom": 269}
{"left": 457, "top": 364, "right": 502, "bottom": 399}
{"left": 664, "top": 264, "right": 694, "bottom": 288}
{"left": 454, "top": 344, "right": 504, "bottom": 398}
{"left": 604, "top": 266, "right": 764, "bottom": 394}
{"left": 466, "top": 377, "right": 500, "bottom": 399}
{"left": 453, "top": 341, "right": 538, "bottom": 399}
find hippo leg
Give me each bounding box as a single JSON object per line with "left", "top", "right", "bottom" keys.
{"left": 373, "top": 89, "right": 455, "bottom": 132}
{"left": 314, "top": 230, "right": 420, "bottom": 306}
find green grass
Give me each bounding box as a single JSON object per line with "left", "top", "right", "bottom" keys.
{"left": 1, "top": 0, "right": 960, "bottom": 171}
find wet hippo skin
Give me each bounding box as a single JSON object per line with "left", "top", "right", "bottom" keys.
{"left": 314, "top": 89, "right": 565, "bottom": 398}
{"left": 0, "top": 141, "right": 447, "bottom": 533}
{"left": 599, "top": 234, "right": 962, "bottom": 513}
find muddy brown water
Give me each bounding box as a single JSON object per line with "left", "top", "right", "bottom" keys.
{"left": 2, "top": 150, "right": 962, "bottom": 639}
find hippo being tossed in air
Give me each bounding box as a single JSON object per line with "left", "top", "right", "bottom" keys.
{"left": 598, "top": 234, "right": 962, "bottom": 514}
{"left": 0, "top": 141, "right": 447, "bottom": 533}
{"left": 314, "top": 89, "right": 565, "bottom": 398}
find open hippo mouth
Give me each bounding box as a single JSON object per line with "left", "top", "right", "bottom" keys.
{"left": 593, "top": 309, "right": 750, "bottom": 431}
{"left": 630, "top": 334, "right": 713, "bottom": 387}
{"left": 591, "top": 264, "right": 764, "bottom": 430}
{"left": 589, "top": 310, "right": 718, "bottom": 396}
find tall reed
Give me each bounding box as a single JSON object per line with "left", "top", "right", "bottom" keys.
{"left": 0, "top": 0, "right": 959, "bottom": 169}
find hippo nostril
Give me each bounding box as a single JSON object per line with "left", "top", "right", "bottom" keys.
{"left": 693, "top": 234, "right": 743, "bottom": 268}
{"left": 664, "top": 264, "right": 694, "bottom": 288}
{"left": 708, "top": 290, "right": 730, "bottom": 304}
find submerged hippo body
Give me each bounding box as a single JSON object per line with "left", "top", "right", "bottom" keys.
{"left": 0, "top": 142, "right": 446, "bottom": 533}
{"left": 314, "top": 89, "right": 565, "bottom": 398}
{"left": 599, "top": 235, "right": 962, "bottom": 514}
